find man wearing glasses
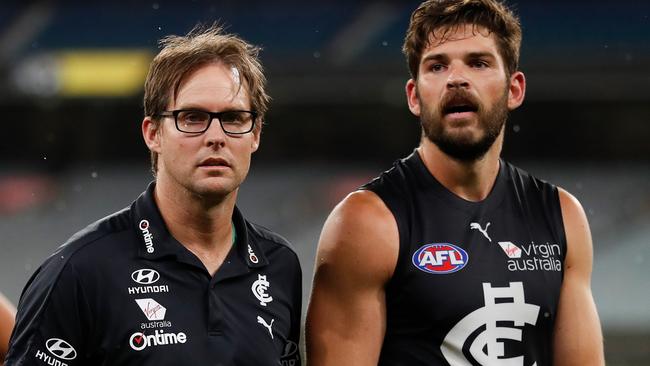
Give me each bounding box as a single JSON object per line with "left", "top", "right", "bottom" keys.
{"left": 7, "top": 25, "right": 302, "bottom": 365}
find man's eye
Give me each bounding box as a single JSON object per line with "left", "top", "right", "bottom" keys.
{"left": 431, "top": 64, "right": 446, "bottom": 72}
{"left": 471, "top": 61, "right": 489, "bottom": 69}
{"left": 181, "top": 111, "right": 208, "bottom": 123}
{"left": 220, "top": 112, "right": 246, "bottom": 124}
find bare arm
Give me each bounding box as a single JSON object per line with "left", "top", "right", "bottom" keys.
{"left": 306, "top": 191, "right": 398, "bottom": 365}
{"left": 0, "top": 293, "right": 16, "bottom": 364}
{"left": 553, "top": 188, "right": 605, "bottom": 365}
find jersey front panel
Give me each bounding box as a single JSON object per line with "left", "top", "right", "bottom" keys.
{"left": 6, "top": 183, "right": 302, "bottom": 366}
{"left": 363, "top": 152, "right": 566, "bottom": 366}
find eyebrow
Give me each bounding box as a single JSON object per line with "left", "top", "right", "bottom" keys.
{"left": 466, "top": 52, "right": 496, "bottom": 60}
{"left": 421, "top": 53, "right": 449, "bottom": 64}
{"left": 421, "top": 51, "right": 497, "bottom": 64}
{"left": 174, "top": 102, "right": 249, "bottom": 111}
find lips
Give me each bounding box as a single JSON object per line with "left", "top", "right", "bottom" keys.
{"left": 441, "top": 92, "right": 479, "bottom": 116}
{"left": 198, "top": 157, "right": 230, "bottom": 168}
{"left": 443, "top": 104, "right": 478, "bottom": 114}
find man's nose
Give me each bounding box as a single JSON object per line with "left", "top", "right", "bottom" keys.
{"left": 204, "top": 118, "right": 227, "bottom": 148}
{"left": 446, "top": 64, "right": 470, "bottom": 89}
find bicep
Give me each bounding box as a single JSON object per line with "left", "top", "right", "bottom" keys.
{"left": 553, "top": 189, "right": 604, "bottom": 366}
{"left": 306, "top": 192, "right": 398, "bottom": 366}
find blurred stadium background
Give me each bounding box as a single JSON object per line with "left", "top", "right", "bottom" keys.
{"left": 0, "top": 1, "right": 648, "bottom": 364}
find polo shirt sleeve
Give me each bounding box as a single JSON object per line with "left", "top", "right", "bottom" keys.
{"left": 6, "top": 257, "right": 92, "bottom": 366}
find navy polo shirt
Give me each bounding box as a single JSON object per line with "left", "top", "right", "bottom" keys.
{"left": 6, "top": 183, "right": 302, "bottom": 366}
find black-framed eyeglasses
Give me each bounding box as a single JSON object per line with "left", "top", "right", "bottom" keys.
{"left": 155, "top": 109, "right": 257, "bottom": 135}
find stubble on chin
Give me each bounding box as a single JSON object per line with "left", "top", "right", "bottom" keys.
{"left": 420, "top": 89, "right": 509, "bottom": 162}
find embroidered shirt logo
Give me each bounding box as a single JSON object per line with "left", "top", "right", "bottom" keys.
{"left": 135, "top": 298, "right": 167, "bottom": 321}
{"left": 131, "top": 269, "right": 160, "bottom": 285}
{"left": 139, "top": 219, "right": 155, "bottom": 253}
{"left": 248, "top": 244, "right": 259, "bottom": 264}
{"left": 45, "top": 338, "right": 77, "bottom": 360}
{"left": 251, "top": 274, "right": 273, "bottom": 306}
{"left": 470, "top": 222, "right": 492, "bottom": 242}
{"left": 129, "top": 330, "right": 187, "bottom": 351}
{"left": 257, "top": 316, "right": 275, "bottom": 339}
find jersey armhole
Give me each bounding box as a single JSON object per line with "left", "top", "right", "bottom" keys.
{"left": 364, "top": 188, "right": 410, "bottom": 295}
{"left": 552, "top": 186, "right": 568, "bottom": 264}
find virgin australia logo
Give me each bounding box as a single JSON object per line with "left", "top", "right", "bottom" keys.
{"left": 135, "top": 298, "right": 166, "bottom": 321}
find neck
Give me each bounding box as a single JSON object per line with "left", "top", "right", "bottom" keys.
{"left": 154, "top": 177, "right": 236, "bottom": 253}
{"left": 418, "top": 132, "right": 503, "bottom": 202}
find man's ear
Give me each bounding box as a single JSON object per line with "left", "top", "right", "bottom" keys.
{"left": 507, "top": 71, "right": 526, "bottom": 110}
{"left": 251, "top": 122, "right": 261, "bottom": 153}
{"left": 142, "top": 117, "right": 162, "bottom": 153}
{"left": 406, "top": 79, "right": 421, "bottom": 116}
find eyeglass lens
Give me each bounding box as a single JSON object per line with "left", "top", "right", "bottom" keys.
{"left": 176, "top": 110, "right": 254, "bottom": 134}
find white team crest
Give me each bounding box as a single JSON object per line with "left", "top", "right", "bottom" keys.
{"left": 251, "top": 274, "right": 273, "bottom": 306}
{"left": 441, "top": 282, "right": 540, "bottom": 366}
{"left": 470, "top": 222, "right": 492, "bottom": 242}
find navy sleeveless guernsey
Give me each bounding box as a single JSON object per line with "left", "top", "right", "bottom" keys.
{"left": 362, "top": 151, "right": 566, "bottom": 366}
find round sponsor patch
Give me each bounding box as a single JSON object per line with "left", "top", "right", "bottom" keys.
{"left": 46, "top": 338, "right": 77, "bottom": 360}
{"left": 129, "top": 332, "right": 147, "bottom": 351}
{"left": 412, "top": 243, "right": 469, "bottom": 274}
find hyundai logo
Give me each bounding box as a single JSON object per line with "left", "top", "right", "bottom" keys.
{"left": 131, "top": 269, "right": 160, "bottom": 285}
{"left": 46, "top": 338, "right": 77, "bottom": 360}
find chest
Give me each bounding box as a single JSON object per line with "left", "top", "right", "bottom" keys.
{"left": 389, "top": 193, "right": 566, "bottom": 330}
{"left": 86, "top": 262, "right": 292, "bottom": 365}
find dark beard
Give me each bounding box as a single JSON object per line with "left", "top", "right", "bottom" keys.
{"left": 421, "top": 88, "right": 509, "bottom": 162}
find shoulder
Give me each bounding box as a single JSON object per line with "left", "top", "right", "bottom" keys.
{"left": 363, "top": 154, "right": 415, "bottom": 194}
{"left": 12, "top": 207, "right": 133, "bottom": 336}
{"left": 503, "top": 161, "right": 566, "bottom": 217}
{"left": 558, "top": 188, "right": 591, "bottom": 245}
{"left": 557, "top": 188, "right": 587, "bottom": 221}
{"left": 556, "top": 188, "right": 593, "bottom": 266}
{"left": 328, "top": 189, "right": 396, "bottom": 229}
{"left": 556, "top": 187, "right": 590, "bottom": 242}
{"left": 504, "top": 161, "right": 557, "bottom": 192}
{"left": 25, "top": 207, "right": 133, "bottom": 294}
{"left": 317, "top": 190, "right": 399, "bottom": 282}
{"left": 246, "top": 221, "right": 301, "bottom": 268}
{"left": 55, "top": 206, "right": 133, "bottom": 264}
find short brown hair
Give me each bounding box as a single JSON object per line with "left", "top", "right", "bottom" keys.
{"left": 403, "top": 0, "right": 522, "bottom": 79}
{"left": 143, "top": 23, "right": 270, "bottom": 174}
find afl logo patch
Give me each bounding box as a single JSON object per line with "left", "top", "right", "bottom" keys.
{"left": 412, "top": 243, "right": 468, "bottom": 274}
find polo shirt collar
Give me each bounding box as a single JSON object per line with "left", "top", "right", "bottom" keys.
{"left": 232, "top": 204, "right": 269, "bottom": 269}
{"left": 131, "top": 182, "right": 269, "bottom": 273}
{"left": 213, "top": 205, "right": 269, "bottom": 281}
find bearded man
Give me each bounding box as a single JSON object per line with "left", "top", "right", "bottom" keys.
{"left": 306, "top": 1, "right": 604, "bottom": 365}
